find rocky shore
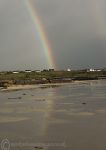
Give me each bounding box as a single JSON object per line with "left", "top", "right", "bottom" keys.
{"left": 0, "top": 70, "right": 106, "bottom": 89}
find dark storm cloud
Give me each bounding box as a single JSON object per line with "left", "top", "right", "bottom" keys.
{"left": 0, "top": 0, "right": 106, "bottom": 70}
{"left": 33, "top": 0, "right": 106, "bottom": 69}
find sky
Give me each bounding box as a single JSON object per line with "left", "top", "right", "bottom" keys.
{"left": 0, "top": 0, "right": 106, "bottom": 70}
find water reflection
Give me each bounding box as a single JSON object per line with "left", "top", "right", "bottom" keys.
{"left": 0, "top": 80, "right": 106, "bottom": 150}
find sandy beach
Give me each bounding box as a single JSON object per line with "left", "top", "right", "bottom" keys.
{"left": 1, "top": 82, "right": 73, "bottom": 91}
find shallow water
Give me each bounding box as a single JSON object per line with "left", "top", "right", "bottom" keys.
{"left": 0, "top": 80, "right": 106, "bottom": 150}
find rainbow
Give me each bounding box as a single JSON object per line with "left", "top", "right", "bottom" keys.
{"left": 25, "top": 0, "right": 55, "bottom": 69}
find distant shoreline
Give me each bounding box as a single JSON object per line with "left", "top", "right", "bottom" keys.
{"left": 0, "top": 70, "right": 106, "bottom": 91}
{"left": 1, "top": 79, "right": 106, "bottom": 91}
{"left": 1, "top": 82, "right": 72, "bottom": 91}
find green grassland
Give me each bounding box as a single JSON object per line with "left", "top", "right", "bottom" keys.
{"left": 0, "top": 70, "right": 106, "bottom": 81}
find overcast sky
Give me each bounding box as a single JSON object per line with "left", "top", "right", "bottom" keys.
{"left": 0, "top": 0, "right": 106, "bottom": 70}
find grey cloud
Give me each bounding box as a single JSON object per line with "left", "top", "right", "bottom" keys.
{"left": 0, "top": 0, "right": 106, "bottom": 70}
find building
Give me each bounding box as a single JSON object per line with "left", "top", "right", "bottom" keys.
{"left": 49, "top": 69, "right": 54, "bottom": 72}
{"left": 35, "top": 70, "right": 41, "bottom": 73}
{"left": 25, "top": 70, "right": 32, "bottom": 73}
{"left": 12, "top": 71, "right": 19, "bottom": 74}
{"left": 90, "top": 69, "right": 95, "bottom": 72}
{"left": 67, "top": 68, "right": 71, "bottom": 72}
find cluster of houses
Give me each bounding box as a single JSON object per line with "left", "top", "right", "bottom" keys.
{"left": 87, "top": 69, "right": 101, "bottom": 72}
{"left": 0, "top": 68, "right": 105, "bottom": 74}
{"left": 12, "top": 68, "right": 103, "bottom": 74}
{"left": 10, "top": 69, "right": 55, "bottom": 74}
{"left": 67, "top": 68, "right": 102, "bottom": 72}
{"left": 12, "top": 70, "right": 41, "bottom": 74}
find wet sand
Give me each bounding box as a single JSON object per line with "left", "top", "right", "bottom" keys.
{"left": 1, "top": 83, "right": 70, "bottom": 91}
{"left": 0, "top": 80, "right": 106, "bottom": 150}
{"left": 1, "top": 80, "right": 99, "bottom": 91}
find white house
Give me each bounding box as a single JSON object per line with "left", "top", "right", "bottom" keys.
{"left": 35, "top": 70, "right": 41, "bottom": 73}
{"left": 13, "top": 71, "right": 19, "bottom": 74}
{"left": 67, "top": 68, "right": 71, "bottom": 72}
{"left": 89, "top": 69, "right": 95, "bottom": 72}
{"left": 96, "top": 69, "right": 101, "bottom": 72}
{"left": 25, "top": 70, "right": 32, "bottom": 73}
